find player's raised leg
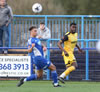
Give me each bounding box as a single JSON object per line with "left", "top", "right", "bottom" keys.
{"left": 17, "top": 70, "right": 43, "bottom": 87}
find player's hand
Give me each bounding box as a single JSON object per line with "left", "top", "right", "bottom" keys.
{"left": 38, "top": 35, "right": 42, "bottom": 38}
{"left": 43, "top": 46, "right": 47, "bottom": 51}
{"left": 6, "top": 23, "right": 9, "bottom": 27}
{"left": 32, "top": 44, "right": 35, "bottom": 48}
{"left": 64, "top": 51, "right": 69, "bottom": 56}
{"left": 78, "top": 49, "right": 83, "bottom": 53}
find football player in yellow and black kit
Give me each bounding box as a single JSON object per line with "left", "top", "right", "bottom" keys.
{"left": 57, "top": 23, "right": 83, "bottom": 83}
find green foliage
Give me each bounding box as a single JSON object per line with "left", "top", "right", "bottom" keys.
{"left": 59, "top": 0, "right": 100, "bottom": 15}
{"left": 7, "top": 0, "right": 100, "bottom": 15}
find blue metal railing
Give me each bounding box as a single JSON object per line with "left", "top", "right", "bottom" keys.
{"left": 1, "top": 15, "right": 100, "bottom": 80}
{"left": 7, "top": 15, "right": 100, "bottom": 47}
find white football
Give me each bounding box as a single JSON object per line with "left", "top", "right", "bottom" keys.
{"left": 96, "top": 41, "right": 100, "bottom": 53}
{"left": 32, "top": 3, "right": 42, "bottom": 13}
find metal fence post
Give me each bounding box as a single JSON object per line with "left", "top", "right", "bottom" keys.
{"left": 47, "top": 39, "right": 50, "bottom": 80}
{"left": 85, "top": 40, "right": 89, "bottom": 80}
{"left": 81, "top": 16, "right": 84, "bottom": 48}
{"left": 9, "top": 23, "right": 11, "bottom": 47}
{"left": 45, "top": 16, "right": 47, "bottom": 27}
{"left": 66, "top": 76, "right": 69, "bottom": 80}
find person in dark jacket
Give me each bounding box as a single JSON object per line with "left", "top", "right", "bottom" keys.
{"left": 0, "top": 0, "right": 13, "bottom": 54}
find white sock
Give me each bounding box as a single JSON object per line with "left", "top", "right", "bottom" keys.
{"left": 24, "top": 78, "right": 27, "bottom": 82}
{"left": 54, "top": 83, "right": 58, "bottom": 86}
{"left": 60, "top": 73, "right": 65, "bottom": 78}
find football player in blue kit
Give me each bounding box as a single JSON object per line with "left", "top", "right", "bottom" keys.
{"left": 17, "top": 25, "right": 61, "bottom": 87}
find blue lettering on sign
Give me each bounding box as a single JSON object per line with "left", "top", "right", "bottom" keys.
{"left": 0, "top": 64, "right": 29, "bottom": 70}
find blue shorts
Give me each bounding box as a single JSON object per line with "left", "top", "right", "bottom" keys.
{"left": 34, "top": 56, "right": 51, "bottom": 70}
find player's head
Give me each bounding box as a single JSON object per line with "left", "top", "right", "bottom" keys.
{"left": 40, "top": 22, "right": 45, "bottom": 30}
{"left": 29, "top": 25, "right": 37, "bottom": 37}
{"left": 0, "top": 0, "right": 6, "bottom": 5}
{"left": 70, "top": 23, "right": 77, "bottom": 34}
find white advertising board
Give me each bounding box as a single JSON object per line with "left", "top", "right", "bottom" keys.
{"left": 0, "top": 56, "right": 31, "bottom": 77}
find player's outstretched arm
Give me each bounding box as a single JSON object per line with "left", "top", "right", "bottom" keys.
{"left": 76, "top": 44, "right": 83, "bottom": 53}
{"left": 28, "top": 44, "right": 35, "bottom": 53}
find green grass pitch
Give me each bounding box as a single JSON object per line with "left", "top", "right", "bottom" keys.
{"left": 0, "top": 81, "right": 100, "bottom": 92}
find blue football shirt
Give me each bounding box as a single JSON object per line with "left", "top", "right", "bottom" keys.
{"left": 28, "top": 37, "right": 44, "bottom": 57}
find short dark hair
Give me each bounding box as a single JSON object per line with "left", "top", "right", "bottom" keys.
{"left": 70, "top": 23, "right": 77, "bottom": 26}
{"left": 29, "top": 25, "right": 37, "bottom": 31}
{"left": 40, "top": 22, "right": 45, "bottom": 25}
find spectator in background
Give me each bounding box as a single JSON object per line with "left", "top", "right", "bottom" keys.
{"left": 37, "top": 22, "right": 51, "bottom": 40}
{"left": 37, "top": 22, "right": 51, "bottom": 57}
{"left": 0, "top": 0, "right": 13, "bottom": 54}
